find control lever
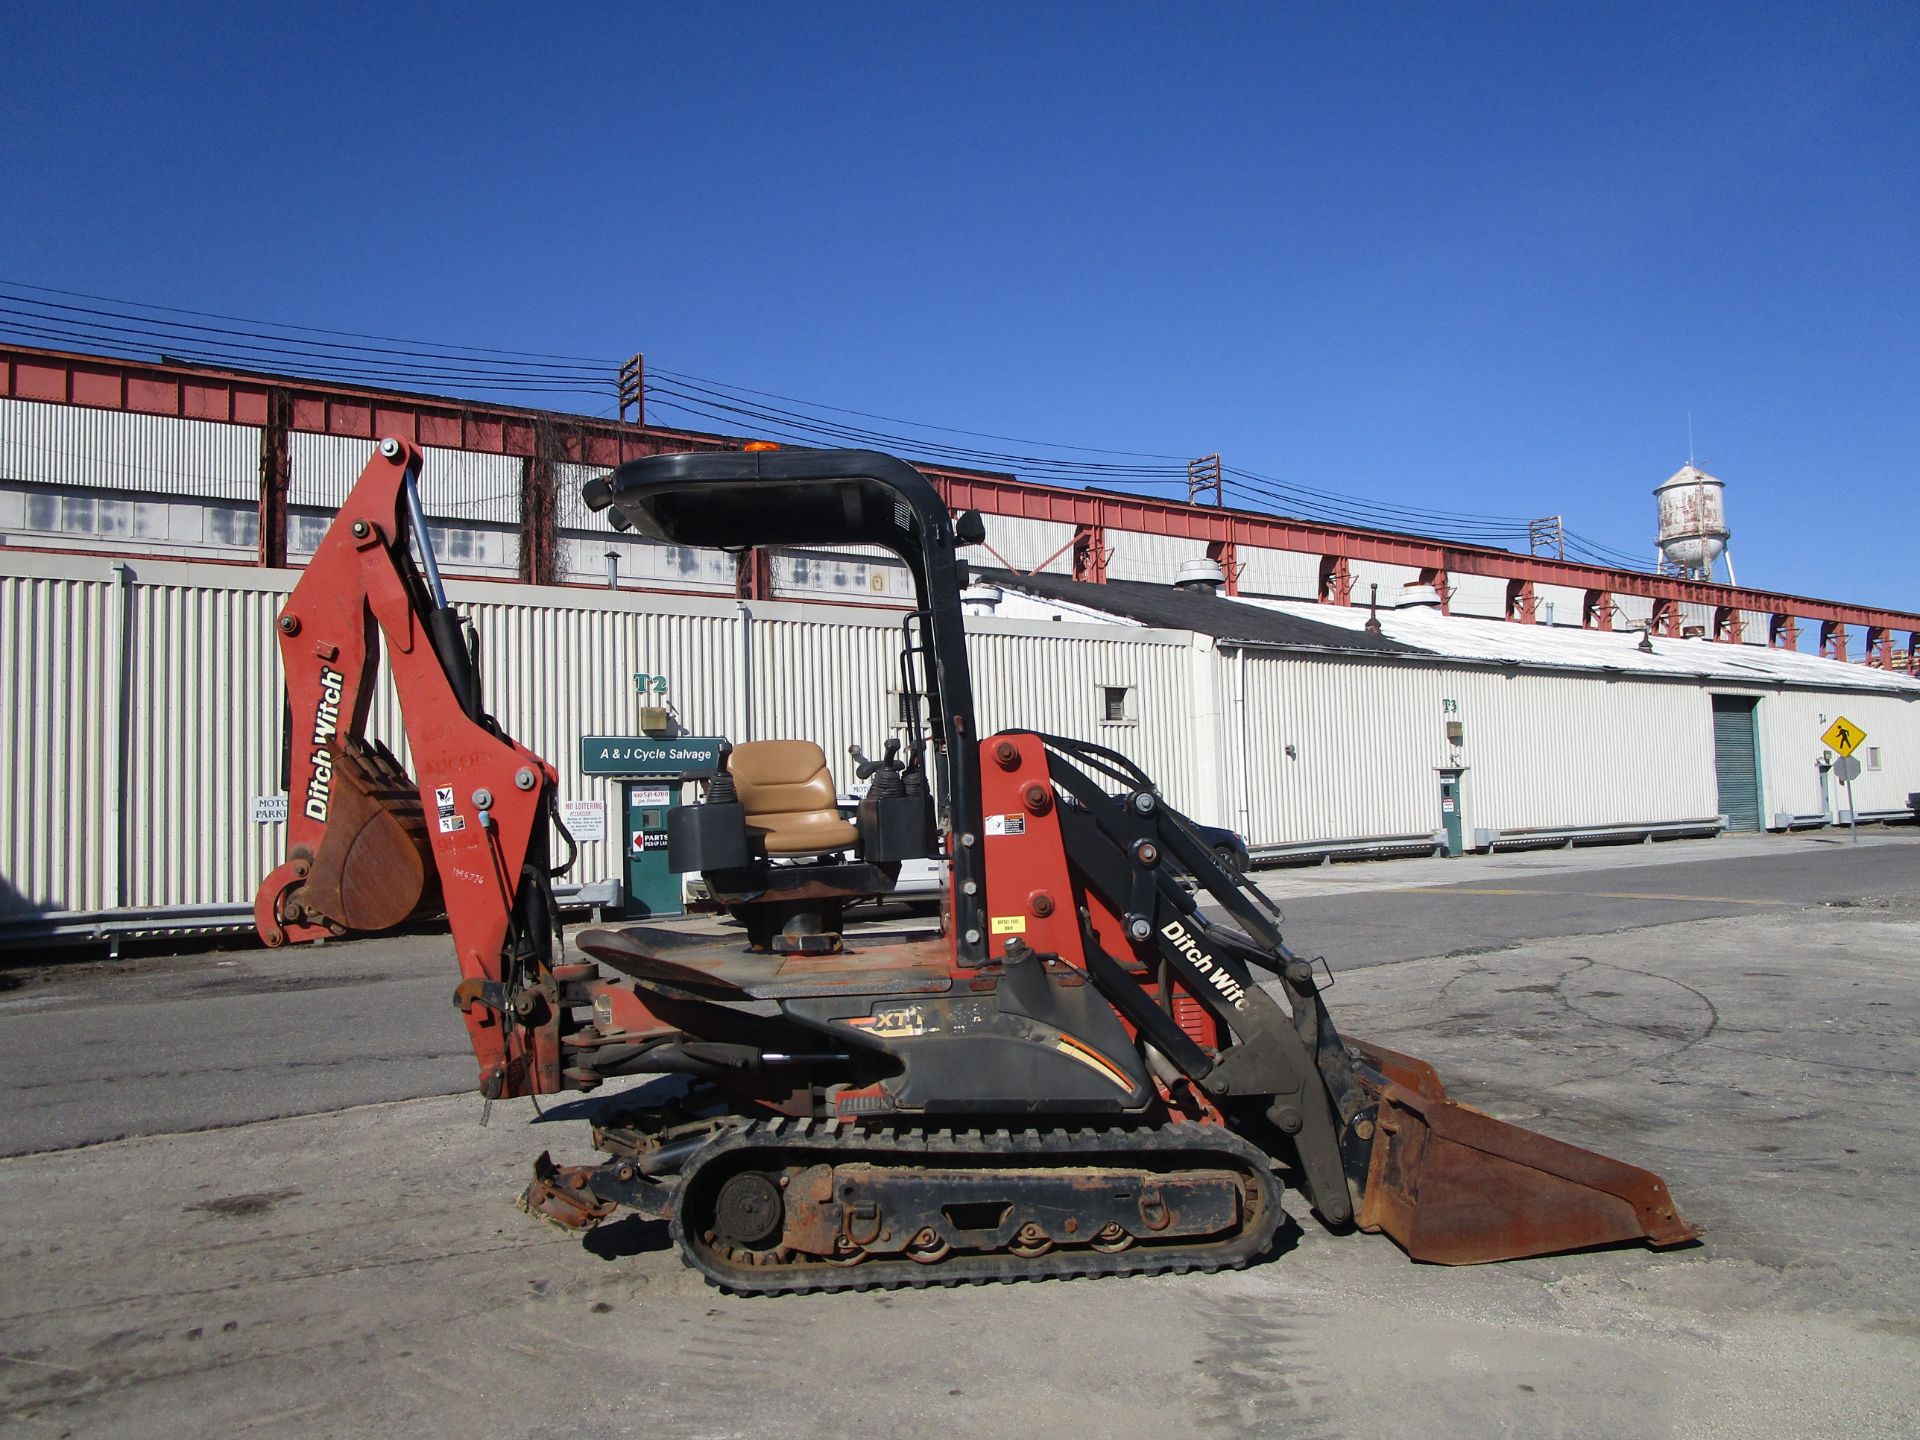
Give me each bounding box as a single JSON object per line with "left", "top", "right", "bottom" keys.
{"left": 849, "top": 739, "right": 907, "bottom": 797}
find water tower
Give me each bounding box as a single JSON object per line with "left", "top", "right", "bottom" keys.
{"left": 1654, "top": 464, "right": 1734, "bottom": 583}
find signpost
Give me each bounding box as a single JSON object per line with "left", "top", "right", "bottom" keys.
{"left": 1821, "top": 716, "right": 1867, "bottom": 843}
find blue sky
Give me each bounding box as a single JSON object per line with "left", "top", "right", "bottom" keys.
{"left": 5, "top": 3, "right": 1916, "bottom": 608}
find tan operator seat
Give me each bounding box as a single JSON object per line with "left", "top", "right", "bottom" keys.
{"left": 727, "top": 740, "right": 860, "bottom": 856}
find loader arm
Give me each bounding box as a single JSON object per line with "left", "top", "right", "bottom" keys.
{"left": 1006, "top": 729, "right": 1698, "bottom": 1262}
{"left": 255, "top": 439, "right": 565, "bottom": 1099}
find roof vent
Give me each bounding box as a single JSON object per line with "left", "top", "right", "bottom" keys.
{"left": 960, "top": 582, "right": 1003, "bottom": 615}
{"left": 1397, "top": 582, "right": 1443, "bottom": 608}
{"left": 1174, "top": 558, "right": 1226, "bottom": 594}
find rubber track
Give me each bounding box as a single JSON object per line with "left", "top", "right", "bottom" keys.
{"left": 669, "top": 1119, "right": 1287, "bottom": 1295}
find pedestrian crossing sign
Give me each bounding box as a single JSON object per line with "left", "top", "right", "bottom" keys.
{"left": 1821, "top": 716, "right": 1866, "bottom": 757}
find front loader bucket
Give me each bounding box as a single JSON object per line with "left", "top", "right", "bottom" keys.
{"left": 298, "top": 739, "right": 440, "bottom": 932}
{"left": 1348, "top": 1042, "right": 1699, "bottom": 1265}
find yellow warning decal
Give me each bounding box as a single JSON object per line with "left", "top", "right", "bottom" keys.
{"left": 990, "top": 915, "right": 1027, "bottom": 935}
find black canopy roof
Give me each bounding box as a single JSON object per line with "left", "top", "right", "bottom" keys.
{"left": 968, "top": 567, "right": 1424, "bottom": 656}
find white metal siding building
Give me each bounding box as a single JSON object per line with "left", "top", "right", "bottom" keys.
{"left": 3, "top": 544, "right": 1915, "bottom": 939}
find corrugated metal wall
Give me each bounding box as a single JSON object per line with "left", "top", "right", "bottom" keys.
{"left": 1679, "top": 601, "right": 1716, "bottom": 634}
{"left": 1449, "top": 668, "right": 1717, "bottom": 833}
{"left": 1613, "top": 594, "right": 1656, "bottom": 629}
{"left": 122, "top": 574, "right": 291, "bottom": 907}
{"left": 1750, "top": 686, "right": 1920, "bottom": 819}
{"left": 1236, "top": 544, "right": 1319, "bottom": 599}
{"left": 1448, "top": 572, "right": 1509, "bottom": 619}
{"left": 4, "top": 548, "right": 1914, "bottom": 925}
{"left": 1231, "top": 651, "right": 1724, "bottom": 845}
{"left": 1349, "top": 560, "right": 1421, "bottom": 602}
{"left": 748, "top": 608, "right": 898, "bottom": 770}
{"left": 978, "top": 514, "right": 1077, "bottom": 574}
{"left": 0, "top": 565, "right": 121, "bottom": 914}
{"left": 968, "top": 624, "right": 1205, "bottom": 816}
{"left": 1533, "top": 582, "right": 1586, "bottom": 627}
{"left": 1105, "top": 531, "right": 1209, "bottom": 585}
{"left": 0, "top": 556, "right": 1201, "bottom": 919}
{"left": 1235, "top": 653, "right": 1437, "bottom": 843}
{"left": 553, "top": 461, "right": 605, "bottom": 532}
{"left": 1, "top": 396, "right": 260, "bottom": 501}
{"left": 289, "top": 433, "right": 523, "bottom": 523}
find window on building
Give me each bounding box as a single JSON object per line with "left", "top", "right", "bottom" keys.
{"left": 288, "top": 512, "right": 332, "bottom": 555}
{"left": 1102, "top": 685, "right": 1132, "bottom": 723}
{"left": 24, "top": 491, "right": 165, "bottom": 539}
{"left": 61, "top": 495, "right": 101, "bottom": 533}
{"left": 206, "top": 505, "right": 259, "bottom": 548}
{"left": 1867, "top": 746, "right": 1882, "bottom": 772}
{"left": 420, "top": 523, "right": 507, "bottom": 567}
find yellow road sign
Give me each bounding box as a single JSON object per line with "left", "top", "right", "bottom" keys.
{"left": 1821, "top": 716, "right": 1866, "bottom": 757}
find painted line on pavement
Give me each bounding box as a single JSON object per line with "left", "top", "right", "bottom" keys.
{"left": 1385, "top": 885, "right": 1790, "bottom": 906}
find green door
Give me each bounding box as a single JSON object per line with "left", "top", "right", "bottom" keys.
{"left": 1710, "top": 696, "right": 1762, "bottom": 832}
{"left": 622, "top": 782, "right": 685, "bottom": 917}
{"left": 1439, "top": 771, "right": 1464, "bottom": 857}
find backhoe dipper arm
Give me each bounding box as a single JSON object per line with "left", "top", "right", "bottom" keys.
{"left": 255, "top": 439, "right": 564, "bottom": 1099}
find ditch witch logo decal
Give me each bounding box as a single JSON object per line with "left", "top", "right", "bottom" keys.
{"left": 303, "top": 667, "right": 346, "bottom": 822}
{"left": 1160, "top": 919, "right": 1249, "bottom": 1011}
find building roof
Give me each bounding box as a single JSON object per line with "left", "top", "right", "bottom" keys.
{"left": 975, "top": 566, "right": 1920, "bottom": 695}
{"left": 968, "top": 567, "right": 1422, "bottom": 656}
{"left": 1234, "top": 596, "right": 1920, "bottom": 693}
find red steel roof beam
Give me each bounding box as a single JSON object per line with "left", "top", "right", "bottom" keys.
{"left": 1319, "top": 555, "right": 1353, "bottom": 606}
{"left": 1866, "top": 626, "right": 1893, "bottom": 669}
{"left": 1583, "top": 589, "right": 1614, "bottom": 631}
{"left": 10, "top": 342, "right": 1920, "bottom": 637}
{"left": 930, "top": 464, "right": 1920, "bottom": 633}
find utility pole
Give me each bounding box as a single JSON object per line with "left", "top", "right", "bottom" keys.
{"left": 618, "top": 353, "right": 645, "bottom": 424}
{"left": 1527, "top": 515, "right": 1564, "bottom": 560}
{"left": 1188, "top": 454, "right": 1223, "bottom": 507}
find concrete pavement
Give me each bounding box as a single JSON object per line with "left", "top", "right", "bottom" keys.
{"left": 1, "top": 834, "right": 1917, "bottom": 1437}
{"left": 5, "top": 830, "right": 1912, "bottom": 1156}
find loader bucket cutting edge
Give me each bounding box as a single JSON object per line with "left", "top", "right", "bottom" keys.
{"left": 1348, "top": 1045, "right": 1700, "bottom": 1265}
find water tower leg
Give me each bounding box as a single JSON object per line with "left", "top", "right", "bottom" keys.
{"left": 1723, "top": 550, "right": 1737, "bottom": 586}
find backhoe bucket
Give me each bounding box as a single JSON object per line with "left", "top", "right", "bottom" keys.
{"left": 1348, "top": 1042, "right": 1699, "bottom": 1265}
{"left": 297, "top": 739, "right": 440, "bottom": 932}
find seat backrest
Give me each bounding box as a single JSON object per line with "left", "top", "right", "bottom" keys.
{"left": 727, "top": 740, "right": 860, "bottom": 856}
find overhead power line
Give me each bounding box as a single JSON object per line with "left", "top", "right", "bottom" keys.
{"left": 647, "top": 363, "right": 1192, "bottom": 461}
{"left": 0, "top": 279, "right": 612, "bottom": 364}
{"left": 0, "top": 281, "right": 1655, "bottom": 570}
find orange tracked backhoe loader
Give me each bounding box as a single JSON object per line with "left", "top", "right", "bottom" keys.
{"left": 255, "top": 440, "right": 1697, "bottom": 1292}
